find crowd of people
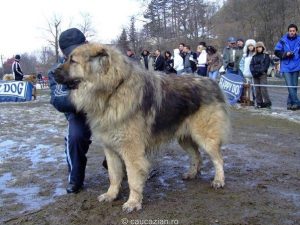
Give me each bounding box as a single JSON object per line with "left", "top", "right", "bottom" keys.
{"left": 125, "top": 23, "right": 300, "bottom": 111}
{"left": 129, "top": 38, "right": 272, "bottom": 109}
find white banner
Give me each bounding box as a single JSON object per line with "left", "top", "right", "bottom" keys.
{"left": 0, "top": 81, "right": 33, "bottom": 102}
{"left": 0, "top": 81, "right": 27, "bottom": 97}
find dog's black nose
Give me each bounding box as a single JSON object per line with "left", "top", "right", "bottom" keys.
{"left": 53, "top": 67, "right": 67, "bottom": 84}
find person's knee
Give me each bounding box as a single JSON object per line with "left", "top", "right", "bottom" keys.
{"left": 68, "top": 128, "right": 90, "bottom": 143}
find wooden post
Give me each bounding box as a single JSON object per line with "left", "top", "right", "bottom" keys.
{"left": 241, "top": 83, "right": 251, "bottom": 106}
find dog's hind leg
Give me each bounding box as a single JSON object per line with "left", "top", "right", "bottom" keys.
{"left": 121, "top": 147, "right": 150, "bottom": 213}
{"left": 189, "top": 106, "right": 228, "bottom": 189}
{"left": 98, "top": 148, "right": 124, "bottom": 203}
{"left": 178, "top": 137, "right": 201, "bottom": 180}
{"left": 192, "top": 132, "right": 225, "bottom": 189}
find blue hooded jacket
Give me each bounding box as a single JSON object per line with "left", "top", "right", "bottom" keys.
{"left": 48, "top": 63, "right": 77, "bottom": 118}
{"left": 274, "top": 33, "right": 300, "bottom": 73}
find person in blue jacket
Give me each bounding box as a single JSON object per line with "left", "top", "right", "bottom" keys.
{"left": 275, "top": 24, "right": 300, "bottom": 110}
{"left": 48, "top": 28, "right": 106, "bottom": 194}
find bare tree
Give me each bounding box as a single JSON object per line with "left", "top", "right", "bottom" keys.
{"left": 37, "top": 46, "right": 56, "bottom": 75}
{"left": 77, "top": 12, "right": 96, "bottom": 39}
{"left": 19, "top": 53, "right": 38, "bottom": 74}
{"left": 44, "top": 14, "right": 62, "bottom": 63}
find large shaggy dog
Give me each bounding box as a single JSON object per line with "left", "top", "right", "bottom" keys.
{"left": 54, "top": 43, "right": 231, "bottom": 212}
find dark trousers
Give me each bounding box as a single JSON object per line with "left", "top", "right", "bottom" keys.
{"left": 253, "top": 74, "right": 271, "bottom": 105}
{"left": 197, "top": 66, "right": 207, "bottom": 76}
{"left": 65, "top": 113, "right": 91, "bottom": 186}
{"left": 14, "top": 75, "right": 23, "bottom": 81}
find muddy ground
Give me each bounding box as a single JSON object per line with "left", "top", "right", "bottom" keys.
{"left": 0, "top": 86, "right": 300, "bottom": 225}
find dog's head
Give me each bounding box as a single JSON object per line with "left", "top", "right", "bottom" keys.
{"left": 23, "top": 74, "right": 37, "bottom": 84}
{"left": 54, "top": 43, "right": 110, "bottom": 89}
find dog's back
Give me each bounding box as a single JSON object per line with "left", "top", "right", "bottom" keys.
{"left": 3, "top": 74, "right": 14, "bottom": 81}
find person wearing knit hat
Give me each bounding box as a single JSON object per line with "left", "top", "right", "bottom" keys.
{"left": 250, "top": 41, "right": 272, "bottom": 109}
{"left": 48, "top": 28, "right": 106, "bottom": 194}
{"left": 274, "top": 24, "right": 300, "bottom": 110}
{"left": 237, "top": 38, "right": 245, "bottom": 50}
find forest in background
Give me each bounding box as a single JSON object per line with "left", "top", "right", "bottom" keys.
{"left": 116, "top": 0, "right": 300, "bottom": 54}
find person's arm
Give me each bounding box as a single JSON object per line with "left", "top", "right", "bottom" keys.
{"left": 173, "top": 57, "right": 180, "bottom": 70}
{"left": 250, "top": 57, "right": 256, "bottom": 76}
{"left": 274, "top": 39, "right": 291, "bottom": 59}
{"left": 235, "top": 50, "right": 243, "bottom": 70}
{"left": 239, "top": 56, "right": 245, "bottom": 73}
{"left": 222, "top": 48, "right": 229, "bottom": 69}
{"left": 48, "top": 64, "right": 77, "bottom": 113}
{"left": 16, "top": 62, "right": 24, "bottom": 75}
{"left": 262, "top": 54, "right": 271, "bottom": 73}
{"left": 217, "top": 54, "right": 223, "bottom": 70}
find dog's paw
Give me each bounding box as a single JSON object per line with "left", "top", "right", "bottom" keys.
{"left": 122, "top": 201, "right": 142, "bottom": 213}
{"left": 182, "top": 172, "right": 197, "bottom": 180}
{"left": 97, "top": 193, "right": 115, "bottom": 202}
{"left": 211, "top": 179, "right": 225, "bottom": 189}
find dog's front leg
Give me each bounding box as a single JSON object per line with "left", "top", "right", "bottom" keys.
{"left": 121, "top": 147, "right": 150, "bottom": 213}
{"left": 98, "top": 148, "right": 124, "bottom": 202}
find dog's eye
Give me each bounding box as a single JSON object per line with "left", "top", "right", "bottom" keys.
{"left": 70, "top": 57, "right": 78, "bottom": 64}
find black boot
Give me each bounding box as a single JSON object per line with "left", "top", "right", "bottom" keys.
{"left": 66, "top": 183, "right": 83, "bottom": 194}
{"left": 263, "top": 102, "right": 272, "bottom": 109}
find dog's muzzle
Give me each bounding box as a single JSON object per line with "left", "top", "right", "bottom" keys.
{"left": 54, "top": 67, "right": 82, "bottom": 89}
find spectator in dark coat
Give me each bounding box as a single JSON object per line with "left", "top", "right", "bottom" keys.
{"left": 154, "top": 49, "right": 165, "bottom": 71}
{"left": 250, "top": 41, "right": 272, "bottom": 108}
{"left": 164, "top": 51, "right": 176, "bottom": 74}
{"left": 12, "top": 55, "right": 24, "bottom": 81}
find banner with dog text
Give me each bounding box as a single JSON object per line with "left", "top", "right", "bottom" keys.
{"left": 219, "top": 73, "right": 244, "bottom": 105}
{"left": 0, "top": 81, "right": 33, "bottom": 102}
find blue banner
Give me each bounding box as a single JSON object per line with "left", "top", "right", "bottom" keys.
{"left": 0, "top": 81, "right": 33, "bottom": 102}
{"left": 219, "top": 73, "right": 244, "bottom": 105}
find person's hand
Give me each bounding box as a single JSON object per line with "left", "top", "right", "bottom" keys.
{"left": 283, "top": 52, "right": 294, "bottom": 59}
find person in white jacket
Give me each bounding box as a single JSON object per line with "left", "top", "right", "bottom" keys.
{"left": 173, "top": 49, "right": 184, "bottom": 75}
{"left": 196, "top": 42, "right": 208, "bottom": 76}
{"left": 239, "top": 39, "right": 256, "bottom": 104}
{"left": 239, "top": 39, "right": 256, "bottom": 83}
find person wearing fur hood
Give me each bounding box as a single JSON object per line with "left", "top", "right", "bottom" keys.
{"left": 250, "top": 41, "right": 272, "bottom": 108}
{"left": 239, "top": 39, "right": 256, "bottom": 83}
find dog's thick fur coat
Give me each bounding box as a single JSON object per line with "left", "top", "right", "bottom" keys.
{"left": 54, "top": 43, "right": 231, "bottom": 212}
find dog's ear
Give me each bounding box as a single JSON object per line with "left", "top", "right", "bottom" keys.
{"left": 90, "top": 48, "right": 108, "bottom": 59}
{"left": 89, "top": 47, "right": 110, "bottom": 75}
